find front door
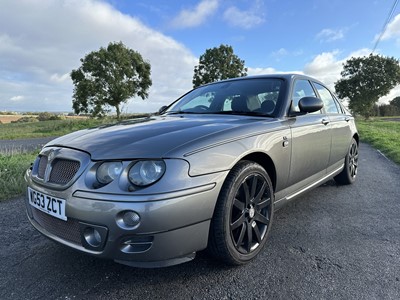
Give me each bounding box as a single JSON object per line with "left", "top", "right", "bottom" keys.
{"left": 287, "top": 79, "right": 331, "bottom": 186}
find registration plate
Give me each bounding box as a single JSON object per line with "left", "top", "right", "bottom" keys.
{"left": 28, "top": 187, "right": 67, "bottom": 221}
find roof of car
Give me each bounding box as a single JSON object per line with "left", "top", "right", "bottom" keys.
{"left": 202, "top": 73, "right": 325, "bottom": 86}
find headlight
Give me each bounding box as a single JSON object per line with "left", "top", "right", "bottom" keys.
{"left": 96, "top": 161, "right": 123, "bottom": 184}
{"left": 128, "top": 160, "right": 166, "bottom": 186}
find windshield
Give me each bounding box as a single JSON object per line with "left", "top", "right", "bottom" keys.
{"left": 166, "top": 78, "right": 284, "bottom": 117}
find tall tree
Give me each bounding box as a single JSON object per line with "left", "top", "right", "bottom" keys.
{"left": 334, "top": 54, "right": 400, "bottom": 119}
{"left": 71, "top": 42, "right": 152, "bottom": 118}
{"left": 193, "top": 44, "right": 247, "bottom": 88}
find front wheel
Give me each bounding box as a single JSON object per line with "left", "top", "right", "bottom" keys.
{"left": 334, "top": 138, "right": 359, "bottom": 185}
{"left": 208, "top": 161, "right": 274, "bottom": 265}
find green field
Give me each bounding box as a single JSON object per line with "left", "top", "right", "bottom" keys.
{"left": 356, "top": 118, "right": 400, "bottom": 164}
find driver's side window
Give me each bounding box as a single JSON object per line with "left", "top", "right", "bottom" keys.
{"left": 291, "top": 80, "right": 317, "bottom": 113}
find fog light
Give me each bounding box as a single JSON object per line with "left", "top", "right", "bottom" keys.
{"left": 83, "top": 227, "right": 102, "bottom": 247}
{"left": 116, "top": 210, "right": 141, "bottom": 229}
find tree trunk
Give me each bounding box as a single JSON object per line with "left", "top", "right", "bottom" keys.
{"left": 116, "top": 105, "right": 120, "bottom": 119}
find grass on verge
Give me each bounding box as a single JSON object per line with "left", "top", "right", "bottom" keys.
{"left": 0, "top": 151, "right": 38, "bottom": 201}
{"left": 0, "top": 118, "right": 109, "bottom": 140}
{"left": 356, "top": 118, "right": 400, "bottom": 164}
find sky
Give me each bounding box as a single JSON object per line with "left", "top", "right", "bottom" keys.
{"left": 1, "top": 0, "right": 400, "bottom": 113}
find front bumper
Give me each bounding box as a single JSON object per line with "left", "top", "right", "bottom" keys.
{"left": 25, "top": 169, "right": 227, "bottom": 268}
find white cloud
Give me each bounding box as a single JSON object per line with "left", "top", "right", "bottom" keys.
{"left": 316, "top": 28, "right": 346, "bottom": 42}
{"left": 304, "top": 50, "right": 342, "bottom": 87}
{"left": 380, "top": 13, "right": 400, "bottom": 42}
{"left": 0, "top": 0, "right": 198, "bottom": 113}
{"left": 10, "top": 95, "right": 24, "bottom": 101}
{"left": 223, "top": 1, "right": 265, "bottom": 29}
{"left": 50, "top": 73, "right": 70, "bottom": 83}
{"left": 170, "top": 0, "right": 219, "bottom": 29}
{"left": 379, "top": 85, "right": 400, "bottom": 104}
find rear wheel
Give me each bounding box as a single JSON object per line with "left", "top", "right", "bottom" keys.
{"left": 208, "top": 161, "right": 274, "bottom": 265}
{"left": 334, "top": 138, "right": 358, "bottom": 185}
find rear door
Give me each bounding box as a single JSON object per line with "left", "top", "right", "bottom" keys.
{"left": 312, "top": 82, "right": 352, "bottom": 170}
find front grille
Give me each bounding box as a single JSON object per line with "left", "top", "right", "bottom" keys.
{"left": 38, "top": 156, "right": 48, "bottom": 179}
{"left": 49, "top": 159, "right": 80, "bottom": 184}
{"left": 32, "top": 147, "right": 89, "bottom": 188}
{"left": 31, "top": 208, "right": 82, "bottom": 246}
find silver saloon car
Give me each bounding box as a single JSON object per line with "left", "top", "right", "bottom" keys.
{"left": 25, "top": 74, "right": 358, "bottom": 268}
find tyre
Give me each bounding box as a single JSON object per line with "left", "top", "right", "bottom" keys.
{"left": 208, "top": 161, "right": 274, "bottom": 265}
{"left": 334, "top": 138, "right": 358, "bottom": 185}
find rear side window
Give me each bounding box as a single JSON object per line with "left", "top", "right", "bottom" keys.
{"left": 291, "top": 80, "right": 317, "bottom": 112}
{"left": 313, "top": 83, "right": 339, "bottom": 114}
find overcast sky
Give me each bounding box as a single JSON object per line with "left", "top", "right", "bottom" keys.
{"left": 1, "top": 0, "right": 399, "bottom": 113}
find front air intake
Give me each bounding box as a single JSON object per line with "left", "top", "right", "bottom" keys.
{"left": 49, "top": 158, "right": 80, "bottom": 184}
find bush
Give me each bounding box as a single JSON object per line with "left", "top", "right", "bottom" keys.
{"left": 37, "top": 112, "right": 62, "bottom": 121}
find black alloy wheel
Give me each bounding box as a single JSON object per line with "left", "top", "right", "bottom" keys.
{"left": 334, "top": 137, "right": 359, "bottom": 185}
{"left": 348, "top": 140, "right": 358, "bottom": 180}
{"left": 208, "top": 161, "right": 274, "bottom": 265}
{"left": 230, "top": 173, "right": 271, "bottom": 254}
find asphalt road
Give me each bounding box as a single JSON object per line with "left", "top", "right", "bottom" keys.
{"left": 0, "top": 142, "right": 399, "bottom": 300}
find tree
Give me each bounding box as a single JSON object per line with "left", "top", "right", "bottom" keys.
{"left": 378, "top": 104, "right": 400, "bottom": 116}
{"left": 71, "top": 42, "right": 152, "bottom": 118}
{"left": 334, "top": 54, "right": 400, "bottom": 119}
{"left": 390, "top": 96, "right": 400, "bottom": 109}
{"left": 192, "top": 44, "right": 247, "bottom": 88}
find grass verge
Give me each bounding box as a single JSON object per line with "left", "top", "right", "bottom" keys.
{"left": 0, "top": 151, "right": 38, "bottom": 201}
{"left": 0, "top": 118, "right": 109, "bottom": 140}
{"left": 356, "top": 118, "right": 400, "bottom": 164}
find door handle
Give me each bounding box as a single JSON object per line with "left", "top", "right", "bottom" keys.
{"left": 322, "top": 119, "right": 330, "bottom": 125}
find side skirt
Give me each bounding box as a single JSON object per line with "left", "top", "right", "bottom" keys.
{"left": 273, "top": 164, "right": 344, "bottom": 211}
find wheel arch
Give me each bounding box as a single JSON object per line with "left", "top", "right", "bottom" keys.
{"left": 353, "top": 133, "right": 359, "bottom": 145}
{"left": 239, "top": 152, "right": 277, "bottom": 192}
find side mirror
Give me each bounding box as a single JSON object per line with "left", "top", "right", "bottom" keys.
{"left": 298, "top": 97, "right": 323, "bottom": 113}
{"left": 158, "top": 105, "right": 168, "bottom": 115}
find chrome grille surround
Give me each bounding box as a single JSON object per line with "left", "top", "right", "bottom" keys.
{"left": 37, "top": 155, "right": 48, "bottom": 179}
{"left": 31, "top": 147, "right": 90, "bottom": 190}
